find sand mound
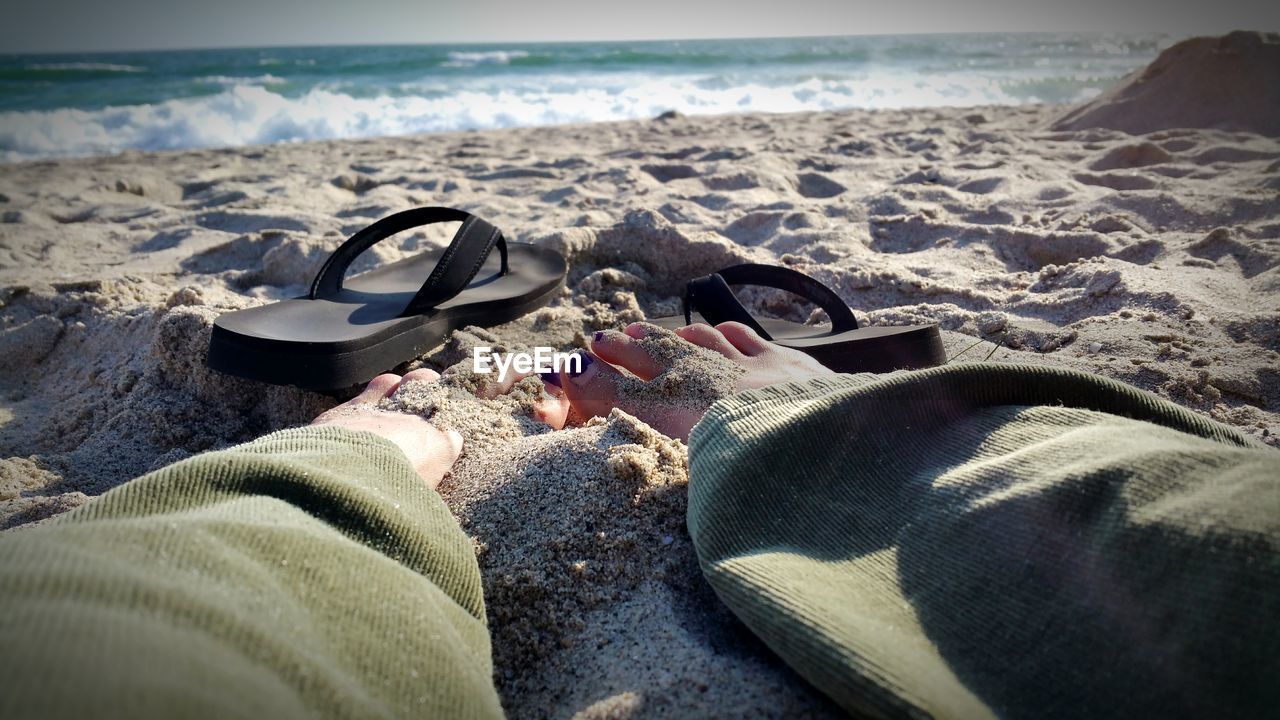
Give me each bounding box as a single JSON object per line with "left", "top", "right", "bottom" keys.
{"left": 1053, "top": 31, "right": 1280, "bottom": 136}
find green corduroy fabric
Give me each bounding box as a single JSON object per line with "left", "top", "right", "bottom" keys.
{"left": 687, "top": 363, "right": 1280, "bottom": 719}
{"left": 0, "top": 426, "right": 502, "bottom": 720}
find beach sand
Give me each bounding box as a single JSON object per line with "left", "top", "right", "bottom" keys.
{"left": 1, "top": 32, "right": 1278, "bottom": 717}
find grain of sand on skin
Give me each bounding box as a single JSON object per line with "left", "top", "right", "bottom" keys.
{"left": 1, "top": 32, "right": 1278, "bottom": 718}
{"left": 612, "top": 323, "right": 747, "bottom": 417}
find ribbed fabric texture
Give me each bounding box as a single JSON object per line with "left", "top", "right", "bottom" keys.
{"left": 688, "top": 363, "right": 1280, "bottom": 719}
{"left": 0, "top": 426, "right": 502, "bottom": 720}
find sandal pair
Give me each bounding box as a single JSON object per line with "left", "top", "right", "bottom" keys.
{"left": 207, "top": 208, "right": 942, "bottom": 388}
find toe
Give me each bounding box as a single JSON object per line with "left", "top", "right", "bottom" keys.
{"left": 445, "top": 430, "right": 464, "bottom": 461}
{"left": 558, "top": 352, "right": 623, "bottom": 421}
{"left": 418, "top": 427, "right": 465, "bottom": 490}
{"left": 402, "top": 367, "right": 441, "bottom": 381}
{"left": 556, "top": 348, "right": 706, "bottom": 441}
{"left": 715, "top": 322, "right": 771, "bottom": 356}
{"left": 399, "top": 367, "right": 441, "bottom": 385}
{"left": 357, "top": 373, "right": 403, "bottom": 402}
{"left": 623, "top": 321, "right": 660, "bottom": 340}
{"left": 675, "top": 323, "right": 741, "bottom": 359}
{"left": 590, "top": 329, "right": 665, "bottom": 380}
{"left": 477, "top": 354, "right": 533, "bottom": 399}
{"left": 531, "top": 380, "right": 571, "bottom": 429}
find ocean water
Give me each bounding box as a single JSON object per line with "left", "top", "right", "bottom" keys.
{"left": 0, "top": 33, "right": 1172, "bottom": 162}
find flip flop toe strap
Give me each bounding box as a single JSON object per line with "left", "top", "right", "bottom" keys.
{"left": 309, "top": 206, "right": 508, "bottom": 316}
{"left": 683, "top": 263, "right": 859, "bottom": 340}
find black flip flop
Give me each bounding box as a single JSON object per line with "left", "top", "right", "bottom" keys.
{"left": 207, "top": 207, "right": 566, "bottom": 389}
{"left": 652, "top": 263, "right": 944, "bottom": 373}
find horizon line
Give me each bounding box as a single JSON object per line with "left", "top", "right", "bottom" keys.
{"left": 0, "top": 28, "right": 1191, "bottom": 58}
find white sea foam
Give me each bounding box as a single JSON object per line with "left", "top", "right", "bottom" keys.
{"left": 442, "top": 50, "right": 532, "bottom": 67}
{"left": 196, "top": 74, "right": 287, "bottom": 86}
{"left": 0, "top": 72, "right": 1083, "bottom": 162}
{"left": 257, "top": 58, "right": 317, "bottom": 67}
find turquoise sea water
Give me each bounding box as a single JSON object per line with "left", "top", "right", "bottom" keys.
{"left": 0, "top": 34, "right": 1173, "bottom": 162}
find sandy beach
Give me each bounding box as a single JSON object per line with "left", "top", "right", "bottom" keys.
{"left": 1, "top": 32, "right": 1278, "bottom": 717}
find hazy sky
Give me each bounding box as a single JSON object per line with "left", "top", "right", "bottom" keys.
{"left": 3, "top": 0, "right": 1277, "bottom": 53}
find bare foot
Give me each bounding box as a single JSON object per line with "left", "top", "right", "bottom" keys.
{"left": 543, "top": 321, "right": 834, "bottom": 440}
{"left": 312, "top": 369, "right": 464, "bottom": 488}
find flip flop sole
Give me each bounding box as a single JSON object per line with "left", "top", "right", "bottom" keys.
{"left": 650, "top": 315, "right": 945, "bottom": 373}
{"left": 208, "top": 243, "right": 565, "bottom": 389}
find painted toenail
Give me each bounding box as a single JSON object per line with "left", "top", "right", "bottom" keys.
{"left": 567, "top": 353, "right": 597, "bottom": 385}
{"left": 593, "top": 331, "right": 605, "bottom": 342}
{"left": 567, "top": 353, "right": 594, "bottom": 376}
{"left": 538, "top": 370, "right": 561, "bottom": 387}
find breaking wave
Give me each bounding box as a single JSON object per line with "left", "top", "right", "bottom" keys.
{"left": 0, "top": 74, "right": 1109, "bottom": 162}
{"left": 0, "top": 33, "right": 1166, "bottom": 162}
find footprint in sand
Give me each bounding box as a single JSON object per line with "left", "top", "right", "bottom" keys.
{"left": 1187, "top": 227, "right": 1279, "bottom": 279}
